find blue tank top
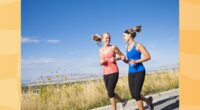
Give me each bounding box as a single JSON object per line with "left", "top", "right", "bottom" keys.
{"left": 126, "top": 43, "right": 145, "bottom": 73}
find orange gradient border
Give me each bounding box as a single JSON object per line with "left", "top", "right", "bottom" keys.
{"left": 180, "top": 0, "right": 200, "bottom": 110}
{"left": 1, "top": 0, "right": 200, "bottom": 109}
{"left": 0, "top": 0, "right": 21, "bottom": 110}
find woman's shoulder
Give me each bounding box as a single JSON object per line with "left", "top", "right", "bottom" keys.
{"left": 135, "top": 42, "right": 146, "bottom": 52}
{"left": 99, "top": 48, "right": 104, "bottom": 53}
{"left": 111, "top": 45, "right": 116, "bottom": 49}
{"left": 111, "top": 45, "right": 120, "bottom": 52}
{"left": 136, "top": 42, "right": 144, "bottom": 48}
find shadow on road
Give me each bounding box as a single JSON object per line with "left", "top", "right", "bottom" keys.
{"left": 134, "top": 95, "right": 179, "bottom": 110}
{"left": 160, "top": 99, "right": 179, "bottom": 110}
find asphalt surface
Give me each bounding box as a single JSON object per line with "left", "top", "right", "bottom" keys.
{"left": 93, "top": 89, "right": 179, "bottom": 110}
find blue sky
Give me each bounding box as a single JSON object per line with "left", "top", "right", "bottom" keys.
{"left": 22, "top": 0, "right": 179, "bottom": 81}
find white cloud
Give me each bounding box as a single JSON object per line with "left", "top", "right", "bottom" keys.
{"left": 22, "top": 37, "right": 61, "bottom": 44}
{"left": 46, "top": 39, "right": 60, "bottom": 44}
{"left": 22, "top": 37, "right": 41, "bottom": 43}
{"left": 22, "top": 58, "right": 56, "bottom": 64}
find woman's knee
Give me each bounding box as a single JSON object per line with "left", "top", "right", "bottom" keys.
{"left": 108, "top": 91, "right": 115, "bottom": 98}
{"left": 132, "top": 92, "right": 141, "bottom": 101}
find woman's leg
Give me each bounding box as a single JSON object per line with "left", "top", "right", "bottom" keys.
{"left": 128, "top": 71, "right": 145, "bottom": 110}
{"left": 110, "top": 97, "right": 117, "bottom": 110}
{"left": 108, "top": 73, "right": 119, "bottom": 110}
{"left": 129, "top": 73, "right": 143, "bottom": 109}
{"left": 134, "top": 71, "right": 145, "bottom": 110}
{"left": 104, "top": 74, "right": 116, "bottom": 110}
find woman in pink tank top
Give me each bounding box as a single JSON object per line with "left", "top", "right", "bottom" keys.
{"left": 93, "top": 32, "right": 127, "bottom": 110}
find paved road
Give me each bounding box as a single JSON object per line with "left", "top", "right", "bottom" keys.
{"left": 128, "top": 95, "right": 179, "bottom": 110}
{"left": 93, "top": 89, "right": 179, "bottom": 110}
{"left": 151, "top": 95, "right": 179, "bottom": 110}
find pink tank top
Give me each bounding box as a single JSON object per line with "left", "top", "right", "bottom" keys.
{"left": 99, "top": 46, "right": 119, "bottom": 75}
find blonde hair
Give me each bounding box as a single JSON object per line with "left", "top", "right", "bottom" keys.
{"left": 92, "top": 32, "right": 110, "bottom": 46}
{"left": 102, "top": 32, "right": 110, "bottom": 38}
{"left": 124, "top": 25, "right": 142, "bottom": 38}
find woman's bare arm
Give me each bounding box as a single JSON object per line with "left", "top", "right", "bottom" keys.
{"left": 113, "top": 46, "right": 129, "bottom": 63}
{"left": 135, "top": 43, "right": 151, "bottom": 63}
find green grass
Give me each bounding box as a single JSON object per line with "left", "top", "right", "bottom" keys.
{"left": 22, "top": 69, "right": 178, "bottom": 110}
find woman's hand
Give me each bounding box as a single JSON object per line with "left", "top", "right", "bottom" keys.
{"left": 115, "top": 55, "right": 126, "bottom": 61}
{"left": 120, "top": 55, "right": 126, "bottom": 61}
{"left": 129, "top": 60, "right": 138, "bottom": 65}
{"left": 100, "top": 59, "right": 106, "bottom": 65}
{"left": 122, "top": 56, "right": 129, "bottom": 63}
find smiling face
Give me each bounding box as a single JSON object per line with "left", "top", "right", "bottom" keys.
{"left": 123, "top": 33, "right": 131, "bottom": 43}
{"left": 102, "top": 33, "right": 111, "bottom": 46}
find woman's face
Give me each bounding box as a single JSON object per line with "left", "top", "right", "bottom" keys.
{"left": 123, "top": 33, "right": 131, "bottom": 43}
{"left": 102, "top": 34, "right": 111, "bottom": 46}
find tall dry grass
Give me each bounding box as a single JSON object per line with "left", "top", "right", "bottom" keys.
{"left": 22, "top": 69, "right": 178, "bottom": 110}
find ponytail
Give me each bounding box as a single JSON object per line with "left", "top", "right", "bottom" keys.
{"left": 124, "top": 25, "right": 142, "bottom": 38}
{"left": 133, "top": 25, "right": 142, "bottom": 33}
{"left": 92, "top": 34, "right": 102, "bottom": 46}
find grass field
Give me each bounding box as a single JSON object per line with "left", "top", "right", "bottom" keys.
{"left": 22, "top": 69, "right": 178, "bottom": 110}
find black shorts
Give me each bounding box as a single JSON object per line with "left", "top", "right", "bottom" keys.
{"left": 103, "top": 72, "right": 119, "bottom": 98}
{"left": 128, "top": 71, "right": 145, "bottom": 101}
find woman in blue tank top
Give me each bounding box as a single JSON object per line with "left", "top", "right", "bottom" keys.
{"left": 122, "top": 25, "right": 154, "bottom": 110}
